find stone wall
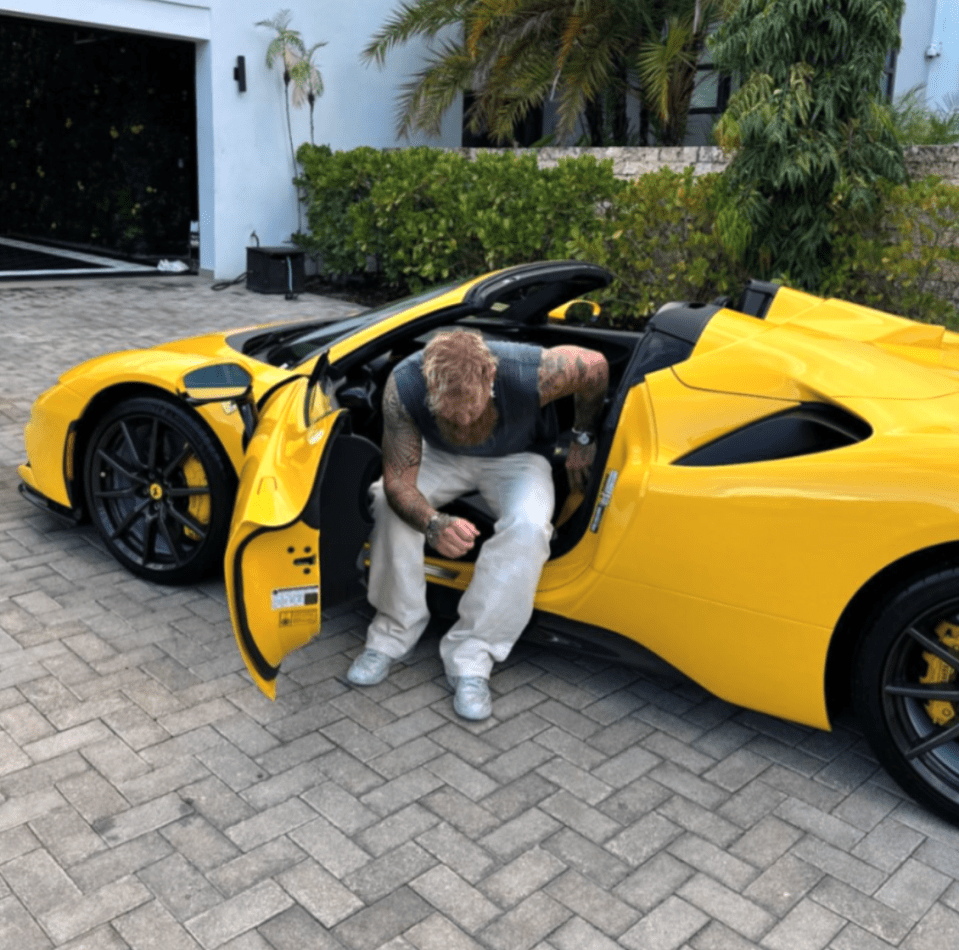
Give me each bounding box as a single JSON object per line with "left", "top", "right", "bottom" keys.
{"left": 453, "top": 145, "right": 959, "bottom": 186}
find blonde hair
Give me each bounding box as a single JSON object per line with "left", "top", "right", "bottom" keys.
{"left": 422, "top": 329, "right": 498, "bottom": 412}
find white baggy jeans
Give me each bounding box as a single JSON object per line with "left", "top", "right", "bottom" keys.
{"left": 364, "top": 441, "right": 555, "bottom": 679}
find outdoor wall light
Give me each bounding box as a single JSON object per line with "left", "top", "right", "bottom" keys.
{"left": 234, "top": 55, "right": 247, "bottom": 92}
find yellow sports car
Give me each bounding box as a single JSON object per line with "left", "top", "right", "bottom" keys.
{"left": 19, "top": 261, "right": 959, "bottom": 825}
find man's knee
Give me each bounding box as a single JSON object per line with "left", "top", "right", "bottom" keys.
{"left": 494, "top": 514, "right": 552, "bottom": 556}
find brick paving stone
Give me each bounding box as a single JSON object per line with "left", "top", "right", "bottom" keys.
{"left": 370, "top": 736, "right": 446, "bottom": 780}
{"left": 402, "top": 913, "right": 483, "bottom": 950}
{"left": 30, "top": 802, "right": 107, "bottom": 866}
{"left": 668, "top": 833, "right": 759, "bottom": 891}
{"left": 1, "top": 848, "right": 83, "bottom": 916}
{"left": 185, "top": 880, "right": 293, "bottom": 950}
{"left": 332, "top": 887, "right": 432, "bottom": 950}
{"left": 744, "top": 853, "right": 826, "bottom": 917}
{"left": 93, "top": 792, "right": 194, "bottom": 846}
{"left": 905, "top": 902, "right": 959, "bottom": 950}
{"left": 357, "top": 803, "right": 439, "bottom": 857}
{"left": 873, "top": 857, "right": 951, "bottom": 920}
{"left": 619, "top": 895, "right": 710, "bottom": 950}
{"left": 540, "top": 789, "right": 622, "bottom": 843}
{"left": 414, "top": 821, "right": 497, "bottom": 884}
{"left": 224, "top": 797, "right": 316, "bottom": 852}
{"left": 545, "top": 869, "right": 641, "bottom": 937}
{"left": 41, "top": 875, "right": 152, "bottom": 944}
{"left": 208, "top": 837, "right": 306, "bottom": 899}
{"left": 607, "top": 811, "right": 684, "bottom": 866}
{"left": 832, "top": 784, "right": 902, "bottom": 833}
{"left": 138, "top": 853, "right": 223, "bottom": 920}
{"left": 547, "top": 916, "right": 623, "bottom": 950}
{"left": 344, "top": 840, "right": 436, "bottom": 904}
{"left": 287, "top": 816, "right": 371, "bottom": 879}
{"left": 113, "top": 900, "right": 203, "bottom": 950}
{"left": 257, "top": 904, "right": 344, "bottom": 950}
{"left": 830, "top": 922, "right": 909, "bottom": 950}
{"left": 69, "top": 832, "right": 173, "bottom": 892}
{"left": 816, "top": 876, "right": 915, "bottom": 942}
{"left": 774, "top": 797, "right": 866, "bottom": 850}
{"left": 792, "top": 837, "right": 888, "bottom": 895}
{"left": 614, "top": 852, "right": 696, "bottom": 914}
{"left": 478, "top": 890, "right": 572, "bottom": 950}
{"left": 480, "top": 848, "right": 568, "bottom": 907}
{"left": 679, "top": 872, "right": 776, "bottom": 941}
{"left": 759, "top": 897, "right": 845, "bottom": 950}
{"left": 160, "top": 814, "right": 241, "bottom": 873}
{"left": 410, "top": 864, "right": 501, "bottom": 932}
{"left": 480, "top": 808, "right": 561, "bottom": 861}
{"left": 275, "top": 857, "right": 364, "bottom": 928}
{"left": 479, "top": 772, "right": 556, "bottom": 822}
{"left": 359, "top": 770, "right": 445, "bottom": 817}
{"left": 0, "top": 895, "right": 53, "bottom": 950}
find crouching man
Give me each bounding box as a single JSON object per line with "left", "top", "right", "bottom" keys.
{"left": 347, "top": 328, "right": 608, "bottom": 720}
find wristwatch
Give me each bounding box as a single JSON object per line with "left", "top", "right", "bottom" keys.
{"left": 572, "top": 428, "right": 595, "bottom": 446}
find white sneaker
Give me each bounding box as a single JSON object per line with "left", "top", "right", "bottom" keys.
{"left": 347, "top": 649, "right": 395, "bottom": 686}
{"left": 448, "top": 676, "right": 492, "bottom": 721}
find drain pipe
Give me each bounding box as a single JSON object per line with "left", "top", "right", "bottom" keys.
{"left": 926, "top": 0, "right": 944, "bottom": 59}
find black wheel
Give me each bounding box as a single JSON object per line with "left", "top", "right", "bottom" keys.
{"left": 84, "top": 396, "right": 234, "bottom": 584}
{"left": 854, "top": 567, "right": 959, "bottom": 825}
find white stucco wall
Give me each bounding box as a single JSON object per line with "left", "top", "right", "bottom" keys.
{"left": 896, "top": 0, "right": 959, "bottom": 112}
{"left": 1, "top": 1, "right": 462, "bottom": 278}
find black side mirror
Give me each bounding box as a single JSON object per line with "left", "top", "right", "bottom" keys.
{"left": 179, "top": 363, "right": 257, "bottom": 444}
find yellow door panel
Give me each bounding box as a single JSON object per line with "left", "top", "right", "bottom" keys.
{"left": 230, "top": 520, "right": 320, "bottom": 698}
{"left": 225, "top": 376, "right": 346, "bottom": 699}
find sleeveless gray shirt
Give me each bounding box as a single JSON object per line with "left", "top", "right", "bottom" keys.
{"left": 393, "top": 340, "right": 557, "bottom": 457}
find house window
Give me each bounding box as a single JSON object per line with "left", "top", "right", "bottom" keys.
{"left": 461, "top": 92, "right": 544, "bottom": 147}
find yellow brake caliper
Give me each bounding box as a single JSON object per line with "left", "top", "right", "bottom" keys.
{"left": 921, "top": 622, "right": 959, "bottom": 726}
{"left": 181, "top": 455, "right": 210, "bottom": 541}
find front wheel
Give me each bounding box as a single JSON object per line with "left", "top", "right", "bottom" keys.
{"left": 84, "top": 396, "right": 235, "bottom": 584}
{"left": 853, "top": 567, "right": 959, "bottom": 826}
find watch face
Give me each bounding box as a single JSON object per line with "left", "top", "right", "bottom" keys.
{"left": 575, "top": 430, "right": 594, "bottom": 446}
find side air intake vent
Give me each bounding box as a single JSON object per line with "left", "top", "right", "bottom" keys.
{"left": 674, "top": 404, "right": 871, "bottom": 467}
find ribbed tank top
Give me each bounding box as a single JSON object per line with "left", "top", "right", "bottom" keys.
{"left": 392, "top": 340, "right": 557, "bottom": 457}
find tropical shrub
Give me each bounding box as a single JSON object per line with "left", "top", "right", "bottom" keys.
{"left": 569, "top": 167, "right": 742, "bottom": 325}
{"left": 823, "top": 177, "right": 959, "bottom": 329}
{"left": 711, "top": 0, "right": 907, "bottom": 289}
{"left": 295, "top": 145, "right": 622, "bottom": 291}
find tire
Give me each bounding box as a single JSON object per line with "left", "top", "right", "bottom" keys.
{"left": 84, "top": 396, "right": 234, "bottom": 584}
{"left": 853, "top": 567, "right": 959, "bottom": 825}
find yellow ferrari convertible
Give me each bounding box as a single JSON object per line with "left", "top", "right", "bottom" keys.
{"left": 19, "top": 261, "right": 959, "bottom": 825}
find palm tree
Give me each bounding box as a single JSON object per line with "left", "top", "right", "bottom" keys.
{"left": 290, "top": 41, "right": 327, "bottom": 145}
{"left": 257, "top": 10, "right": 306, "bottom": 172}
{"left": 638, "top": 1, "right": 728, "bottom": 145}
{"left": 363, "top": 0, "right": 728, "bottom": 146}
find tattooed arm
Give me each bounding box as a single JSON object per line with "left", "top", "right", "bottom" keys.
{"left": 381, "top": 373, "right": 479, "bottom": 559}
{"left": 537, "top": 346, "right": 609, "bottom": 493}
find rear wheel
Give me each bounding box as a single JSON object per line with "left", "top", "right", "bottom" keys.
{"left": 853, "top": 567, "right": 959, "bottom": 825}
{"left": 84, "top": 396, "right": 234, "bottom": 584}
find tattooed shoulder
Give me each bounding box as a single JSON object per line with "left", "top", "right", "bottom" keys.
{"left": 537, "top": 349, "right": 573, "bottom": 404}
{"left": 382, "top": 374, "right": 422, "bottom": 483}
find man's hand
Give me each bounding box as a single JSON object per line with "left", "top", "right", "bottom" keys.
{"left": 426, "top": 514, "right": 481, "bottom": 559}
{"left": 566, "top": 441, "right": 597, "bottom": 495}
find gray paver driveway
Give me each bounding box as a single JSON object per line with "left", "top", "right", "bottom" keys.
{"left": 2, "top": 274, "right": 959, "bottom": 950}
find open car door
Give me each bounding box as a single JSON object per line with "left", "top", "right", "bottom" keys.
{"left": 225, "top": 376, "right": 381, "bottom": 698}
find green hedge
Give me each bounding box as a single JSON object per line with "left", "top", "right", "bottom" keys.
{"left": 822, "top": 177, "right": 959, "bottom": 330}
{"left": 296, "top": 145, "right": 959, "bottom": 330}
{"left": 568, "top": 168, "right": 744, "bottom": 326}
{"left": 295, "top": 145, "right": 622, "bottom": 290}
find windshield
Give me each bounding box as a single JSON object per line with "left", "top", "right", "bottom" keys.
{"left": 271, "top": 282, "right": 460, "bottom": 367}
